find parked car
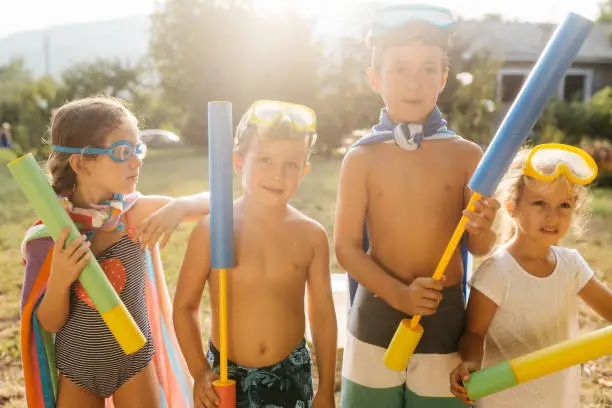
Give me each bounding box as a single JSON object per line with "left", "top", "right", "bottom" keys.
{"left": 140, "top": 129, "right": 182, "bottom": 149}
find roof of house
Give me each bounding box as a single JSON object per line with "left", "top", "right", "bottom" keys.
{"left": 457, "top": 20, "right": 612, "bottom": 64}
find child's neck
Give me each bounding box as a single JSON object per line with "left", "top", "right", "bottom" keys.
{"left": 239, "top": 195, "right": 288, "bottom": 220}
{"left": 387, "top": 109, "right": 428, "bottom": 125}
{"left": 71, "top": 186, "right": 113, "bottom": 208}
{"left": 508, "top": 234, "right": 552, "bottom": 260}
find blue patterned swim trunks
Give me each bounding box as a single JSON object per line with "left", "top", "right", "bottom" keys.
{"left": 207, "top": 339, "right": 314, "bottom": 408}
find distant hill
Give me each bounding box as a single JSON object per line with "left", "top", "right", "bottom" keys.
{"left": 0, "top": 9, "right": 376, "bottom": 79}
{"left": 0, "top": 15, "right": 151, "bottom": 78}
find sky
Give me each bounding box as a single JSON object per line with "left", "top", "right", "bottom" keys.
{"left": 0, "top": 0, "right": 603, "bottom": 39}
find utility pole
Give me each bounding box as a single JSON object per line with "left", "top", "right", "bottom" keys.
{"left": 43, "top": 33, "right": 50, "bottom": 77}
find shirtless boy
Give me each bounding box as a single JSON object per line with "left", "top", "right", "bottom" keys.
{"left": 333, "top": 5, "right": 499, "bottom": 407}
{"left": 173, "top": 100, "right": 337, "bottom": 408}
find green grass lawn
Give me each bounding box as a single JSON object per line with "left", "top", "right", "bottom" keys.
{"left": 0, "top": 149, "right": 611, "bottom": 406}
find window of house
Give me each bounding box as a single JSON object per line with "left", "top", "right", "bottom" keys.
{"left": 563, "top": 74, "right": 586, "bottom": 101}
{"left": 501, "top": 74, "right": 526, "bottom": 103}
{"left": 499, "top": 70, "right": 592, "bottom": 104}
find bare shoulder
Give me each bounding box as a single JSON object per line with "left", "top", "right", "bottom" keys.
{"left": 441, "top": 138, "right": 484, "bottom": 175}
{"left": 291, "top": 210, "right": 330, "bottom": 267}
{"left": 341, "top": 144, "right": 375, "bottom": 171}
{"left": 286, "top": 206, "right": 329, "bottom": 246}
{"left": 452, "top": 137, "right": 483, "bottom": 160}
{"left": 190, "top": 214, "right": 211, "bottom": 242}
{"left": 193, "top": 214, "right": 211, "bottom": 231}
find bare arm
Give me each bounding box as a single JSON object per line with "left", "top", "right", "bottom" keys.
{"left": 450, "top": 288, "right": 498, "bottom": 404}
{"left": 307, "top": 225, "right": 337, "bottom": 399}
{"left": 464, "top": 197, "right": 498, "bottom": 256}
{"left": 36, "top": 228, "right": 92, "bottom": 333}
{"left": 138, "top": 192, "right": 211, "bottom": 220}
{"left": 36, "top": 283, "right": 71, "bottom": 333}
{"left": 579, "top": 277, "right": 612, "bottom": 323}
{"left": 173, "top": 219, "right": 214, "bottom": 380}
{"left": 459, "top": 288, "right": 498, "bottom": 365}
{"left": 333, "top": 148, "right": 406, "bottom": 309}
{"left": 172, "top": 192, "right": 211, "bottom": 220}
{"left": 462, "top": 144, "right": 498, "bottom": 256}
{"left": 133, "top": 192, "right": 211, "bottom": 248}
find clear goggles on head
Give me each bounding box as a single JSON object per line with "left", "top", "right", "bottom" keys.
{"left": 52, "top": 140, "right": 147, "bottom": 163}
{"left": 249, "top": 100, "right": 316, "bottom": 132}
{"left": 370, "top": 4, "right": 457, "bottom": 38}
{"left": 522, "top": 143, "right": 598, "bottom": 185}
{"left": 238, "top": 100, "right": 317, "bottom": 147}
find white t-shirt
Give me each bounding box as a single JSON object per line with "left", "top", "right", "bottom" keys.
{"left": 470, "top": 246, "right": 594, "bottom": 408}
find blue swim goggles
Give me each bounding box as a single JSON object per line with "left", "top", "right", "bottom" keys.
{"left": 368, "top": 4, "right": 457, "bottom": 49}
{"left": 369, "top": 4, "right": 457, "bottom": 40}
{"left": 52, "top": 140, "right": 147, "bottom": 163}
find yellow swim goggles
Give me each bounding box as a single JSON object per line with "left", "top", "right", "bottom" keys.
{"left": 249, "top": 100, "right": 316, "bottom": 132}
{"left": 237, "top": 99, "right": 317, "bottom": 148}
{"left": 522, "top": 143, "right": 598, "bottom": 185}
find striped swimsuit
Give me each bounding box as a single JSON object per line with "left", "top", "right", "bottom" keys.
{"left": 341, "top": 283, "right": 466, "bottom": 408}
{"left": 55, "top": 235, "right": 155, "bottom": 397}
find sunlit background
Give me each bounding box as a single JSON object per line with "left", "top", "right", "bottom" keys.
{"left": 0, "top": 0, "right": 602, "bottom": 39}
{"left": 2, "top": 1, "right": 612, "bottom": 407}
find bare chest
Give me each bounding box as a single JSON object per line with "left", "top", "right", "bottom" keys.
{"left": 367, "top": 145, "right": 467, "bottom": 211}
{"left": 230, "top": 222, "right": 312, "bottom": 286}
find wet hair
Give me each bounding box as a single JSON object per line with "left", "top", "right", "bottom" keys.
{"left": 47, "top": 96, "right": 137, "bottom": 194}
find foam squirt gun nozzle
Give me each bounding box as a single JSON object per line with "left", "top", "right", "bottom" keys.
{"left": 8, "top": 154, "right": 146, "bottom": 355}
{"left": 208, "top": 101, "right": 237, "bottom": 408}
{"left": 465, "top": 325, "right": 612, "bottom": 400}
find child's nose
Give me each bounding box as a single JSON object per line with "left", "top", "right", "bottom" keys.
{"left": 404, "top": 71, "right": 420, "bottom": 90}
{"left": 544, "top": 207, "right": 559, "bottom": 221}
{"left": 129, "top": 154, "right": 143, "bottom": 169}
{"left": 270, "top": 164, "right": 285, "bottom": 181}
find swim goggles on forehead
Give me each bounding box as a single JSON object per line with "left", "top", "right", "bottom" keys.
{"left": 522, "top": 143, "right": 598, "bottom": 185}
{"left": 239, "top": 99, "right": 317, "bottom": 147}
{"left": 249, "top": 100, "right": 316, "bottom": 132}
{"left": 52, "top": 140, "right": 147, "bottom": 163}
{"left": 370, "top": 4, "right": 457, "bottom": 38}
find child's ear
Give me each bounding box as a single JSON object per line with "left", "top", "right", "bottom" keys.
{"left": 367, "top": 67, "right": 381, "bottom": 94}
{"left": 68, "top": 154, "right": 89, "bottom": 176}
{"left": 233, "top": 152, "right": 243, "bottom": 172}
{"left": 505, "top": 202, "right": 517, "bottom": 218}
{"left": 301, "top": 162, "right": 311, "bottom": 179}
{"left": 439, "top": 69, "right": 449, "bottom": 94}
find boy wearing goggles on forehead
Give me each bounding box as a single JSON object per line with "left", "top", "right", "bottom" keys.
{"left": 334, "top": 4, "right": 499, "bottom": 407}
{"left": 174, "top": 100, "right": 337, "bottom": 408}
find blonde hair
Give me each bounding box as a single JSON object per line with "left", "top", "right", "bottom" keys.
{"left": 497, "top": 148, "right": 592, "bottom": 242}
